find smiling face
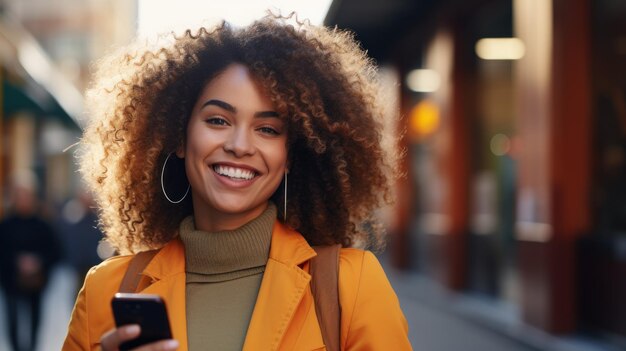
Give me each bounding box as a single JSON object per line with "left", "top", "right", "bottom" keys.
{"left": 179, "top": 64, "right": 288, "bottom": 232}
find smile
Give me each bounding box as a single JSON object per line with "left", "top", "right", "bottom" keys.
{"left": 212, "top": 164, "right": 258, "bottom": 181}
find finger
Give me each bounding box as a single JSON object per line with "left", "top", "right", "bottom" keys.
{"left": 132, "top": 339, "right": 179, "bottom": 351}
{"left": 100, "top": 325, "right": 141, "bottom": 351}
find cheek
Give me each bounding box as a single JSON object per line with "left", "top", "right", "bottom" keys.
{"left": 186, "top": 127, "right": 218, "bottom": 156}
{"left": 271, "top": 144, "right": 288, "bottom": 171}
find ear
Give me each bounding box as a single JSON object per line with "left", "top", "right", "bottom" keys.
{"left": 175, "top": 144, "right": 185, "bottom": 158}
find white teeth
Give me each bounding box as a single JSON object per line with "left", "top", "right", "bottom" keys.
{"left": 214, "top": 165, "right": 256, "bottom": 180}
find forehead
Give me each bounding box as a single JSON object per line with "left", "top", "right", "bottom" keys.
{"left": 196, "top": 64, "right": 274, "bottom": 109}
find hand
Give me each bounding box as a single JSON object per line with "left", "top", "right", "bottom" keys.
{"left": 100, "top": 325, "right": 179, "bottom": 351}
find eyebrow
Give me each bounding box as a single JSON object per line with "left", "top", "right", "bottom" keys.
{"left": 201, "top": 99, "right": 279, "bottom": 118}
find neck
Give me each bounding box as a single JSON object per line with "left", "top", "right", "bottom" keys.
{"left": 192, "top": 201, "right": 269, "bottom": 232}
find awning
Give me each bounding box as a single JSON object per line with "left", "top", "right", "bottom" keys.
{"left": 0, "top": 17, "right": 83, "bottom": 130}
{"left": 324, "top": 0, "right": 438, "bottom": 63}
{"left": 2, "top": 78, "right": 44, "bottom": 115}
{"left": 2, "top": 75, "right": 78, "bottom": 129}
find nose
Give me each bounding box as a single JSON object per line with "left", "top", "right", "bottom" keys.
{"left": 223, "top": 127, "right": 255, "bottom": 157}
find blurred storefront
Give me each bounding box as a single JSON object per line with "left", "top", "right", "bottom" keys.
{"left": 0, "top": 16, "right": 82, "bottom": 217}
{"left": 0, "top": 0, "right": 136, "bottom": 216}
{"left": 327, "top": 0, "right": 626, "bottom": 347}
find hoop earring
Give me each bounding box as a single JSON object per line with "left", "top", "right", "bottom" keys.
{"left": 161, "top": 152, "right": 190, "bottom": 204}
{"left": 283, "top": 171, "right": 288, "bottom": 222}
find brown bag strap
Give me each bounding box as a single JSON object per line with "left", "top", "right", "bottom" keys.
{"left": 119, "top": 249, "right": 160, "bottom": 293}
{"left": 310, "top": 244, "right": 342, "bottom": 351}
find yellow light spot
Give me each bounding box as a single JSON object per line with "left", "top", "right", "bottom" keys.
{"left": 409, "top": 100, "right": 440, "bottom": 140}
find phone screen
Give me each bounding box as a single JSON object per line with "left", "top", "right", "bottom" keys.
{"left": 111, "top": 293, "right": 173, "bottom": 350}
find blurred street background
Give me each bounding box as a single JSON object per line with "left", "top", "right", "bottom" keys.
{"left": 1, "top": 0, "right": 625, "bottom": 350}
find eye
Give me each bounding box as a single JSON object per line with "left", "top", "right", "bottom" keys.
{"left": 258, "top": 126, "right": 280, "bottom": 136}
{"left": 204, "top": 116, "right": 229, "bottom": 126}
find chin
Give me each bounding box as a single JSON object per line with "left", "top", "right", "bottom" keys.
{"left": 213, "top": 200, "right": 264, "bottom": 216}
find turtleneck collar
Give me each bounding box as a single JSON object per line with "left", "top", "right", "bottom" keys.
{"left": 179, "top": 203, "right": 275, "bottom": 276}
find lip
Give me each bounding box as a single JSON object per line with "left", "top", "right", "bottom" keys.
{"left": 210, "top": 162, "right": 261, "bottom": 188}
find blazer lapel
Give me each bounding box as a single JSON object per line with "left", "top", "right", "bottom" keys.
{"left": 127, "top": 223, "right": 317, "bottom": 351}
{"left": 243, "top": 221, "right": 317, "bottom": 351}
{"left": 138, "top": 239, "right": 189, "bottom": 351}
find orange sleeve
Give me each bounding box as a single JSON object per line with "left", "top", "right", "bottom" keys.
{"left": 62, "top": 256, "right": 130, "bottom": 351}
{"left": 340, "top": 250, "right": 412, "bottom": 350}
{"left": 62, "top": 267, "right": 94, "bottom": 351}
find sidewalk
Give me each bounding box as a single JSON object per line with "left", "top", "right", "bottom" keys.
{"left": 0, "top": 265, "right": 75, "bottom": 351}
{"left": 383, "top": 260, "right": 622, "bottom": 351}
{"left": 385, "top": 266, "right": 536, "bottom": 351}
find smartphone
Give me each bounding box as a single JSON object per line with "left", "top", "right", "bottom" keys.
{"left": 111, "top": 293, "right": 173, "bottom": 350}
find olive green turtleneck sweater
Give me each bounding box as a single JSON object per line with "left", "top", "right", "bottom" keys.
{"left": 179, "top": 204, "right": 275, "bottom": 351}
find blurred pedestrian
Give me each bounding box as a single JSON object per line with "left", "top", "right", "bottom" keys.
{"left": 56, "top": 188, "right": 109, "bottom": 298}
{"left": 64, "top": 15, "right": 411, "bottom": 351}
{"left": 0, "top": 170, "right": 62, "bottom": 351}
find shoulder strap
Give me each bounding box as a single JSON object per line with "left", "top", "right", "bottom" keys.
{"left": 119, "top": 249, "right": 160, "bottom": 293}
{"left": 310, "top": 244, "right": 342, "bottom": 351}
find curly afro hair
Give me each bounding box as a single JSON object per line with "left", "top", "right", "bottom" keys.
{"left": 79, "top": 15, "right": 398, "bottom": 254}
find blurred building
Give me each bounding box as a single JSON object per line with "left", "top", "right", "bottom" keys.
{"left": 0, "top": 0, "right": 137, "bottom": 215}
{"left": 327, "top": 0, "right": 626, "bottom": 347}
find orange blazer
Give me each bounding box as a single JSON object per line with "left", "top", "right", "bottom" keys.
{"left": 63, "top": 221, "right": 412, "bottom": 350}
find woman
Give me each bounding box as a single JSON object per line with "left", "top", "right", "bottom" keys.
{"left": 63, "top": 16, "right": 411, "bottom": 350}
